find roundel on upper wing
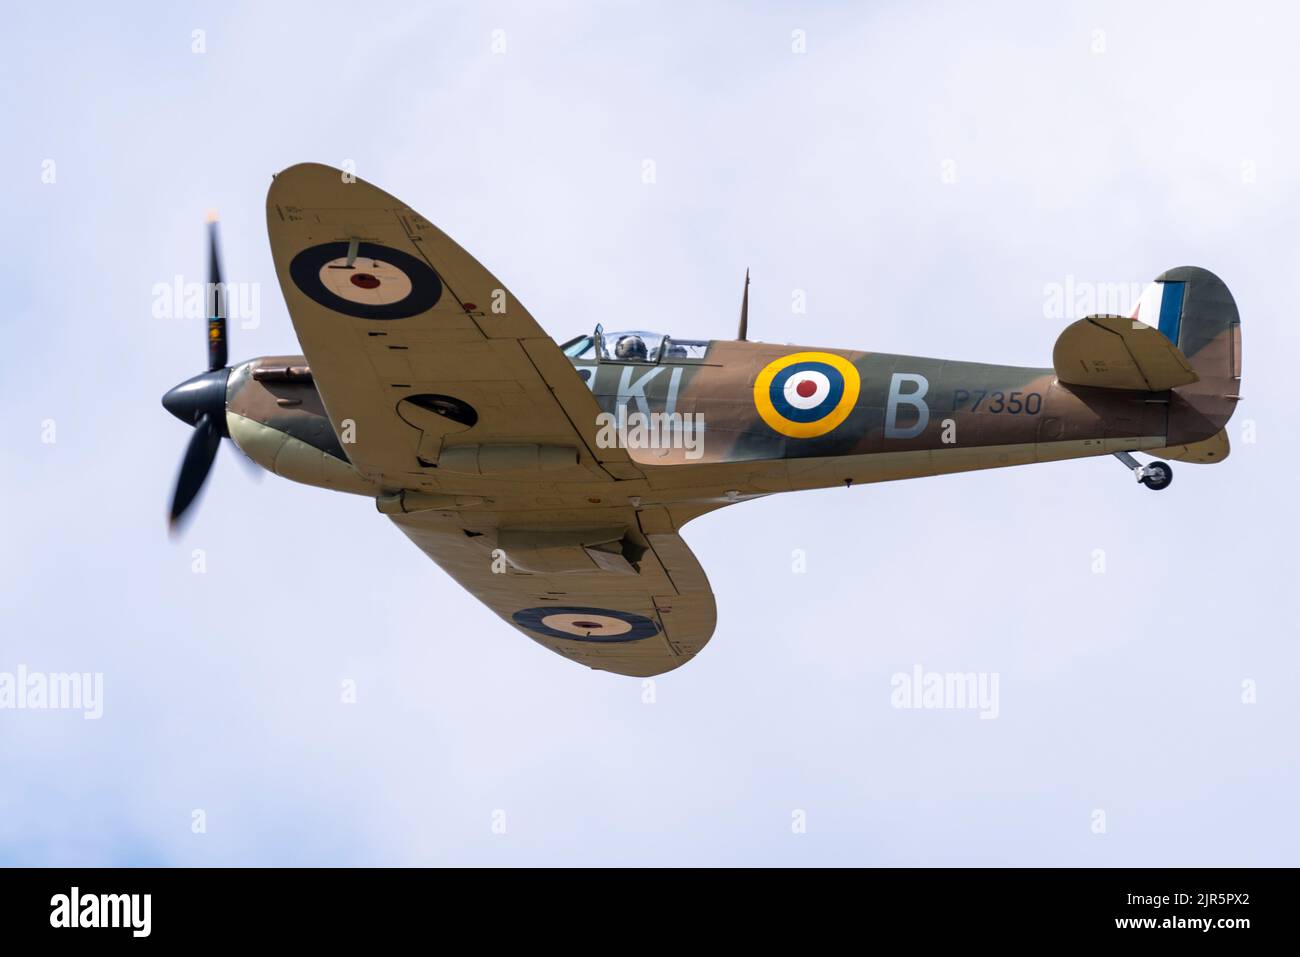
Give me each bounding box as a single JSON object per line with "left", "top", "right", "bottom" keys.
{"left": 512, "top": 606, "right": 659, "bottom": 643}
{"left": 288, "top": 241, "right": 443, "bottom": 319}
{"left": 753, "top": 351, "right": 861, "bottom": 438}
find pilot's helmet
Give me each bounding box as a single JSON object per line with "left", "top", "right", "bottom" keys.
{"left": 615, "top": 335, "right": 648, "bottom": 361}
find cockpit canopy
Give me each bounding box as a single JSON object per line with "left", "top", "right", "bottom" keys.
{"left": 559, "top": 330, "right": 709, "bottom": 363}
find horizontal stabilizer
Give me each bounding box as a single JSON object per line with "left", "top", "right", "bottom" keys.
{"left": 1053, "top": 314, "right": 1199, "bottom": 391}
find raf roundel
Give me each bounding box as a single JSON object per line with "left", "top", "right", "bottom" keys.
{"left": 288, "top": 241, "right": 443, "bottom": 320}
{"left": 753, "top": 351, "right": 861, "bottom": 438}
{"left": 512, "top": 606, "right": 660, "bottom": 643}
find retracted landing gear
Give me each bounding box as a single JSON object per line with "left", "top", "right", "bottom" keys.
{"left": 1113, "top": 451, "right": 1173, "bottom": 491}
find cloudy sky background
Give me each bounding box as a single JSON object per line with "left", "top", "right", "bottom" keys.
{"left": 1, "top": 0, "right": 1296, "bottom": 865}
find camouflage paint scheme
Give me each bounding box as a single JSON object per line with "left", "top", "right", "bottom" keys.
{"left": 229, "top": 304, "right": 1237, "bottom": 496}
{"left": 207, "top": 164, "right": 1241, "bottom": 677}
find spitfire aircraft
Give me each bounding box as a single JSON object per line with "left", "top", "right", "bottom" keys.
{"left": 162, "top": 164, "right": 1243, "bottom": 676}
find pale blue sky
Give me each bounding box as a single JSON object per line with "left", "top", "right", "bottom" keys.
{"left": 1, "top": 0, "right": 1296, "bottom": 865}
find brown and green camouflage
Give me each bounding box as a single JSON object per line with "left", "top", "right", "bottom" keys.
{"left": 167, "top": 164, "right": 1240, "bottom": 676}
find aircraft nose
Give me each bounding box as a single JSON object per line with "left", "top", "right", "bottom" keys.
{"left": 162, "top": 369, "right": 230, "bottom": 426}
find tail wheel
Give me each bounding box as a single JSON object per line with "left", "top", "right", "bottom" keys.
{"left": 1140, "top": 460, "right": 1174, "bottom": 491}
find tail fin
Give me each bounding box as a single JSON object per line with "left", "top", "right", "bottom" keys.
{"left": 1136, "top": 267, "right": 1242, "bottom": 448}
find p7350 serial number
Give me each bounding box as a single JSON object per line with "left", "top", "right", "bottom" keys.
{"left": 952, "top": 390, "right": 1042, "bottom": 414}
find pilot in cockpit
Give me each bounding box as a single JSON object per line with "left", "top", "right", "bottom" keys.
{"left": 614, "top": 334, "right": 648, "bottom": 361}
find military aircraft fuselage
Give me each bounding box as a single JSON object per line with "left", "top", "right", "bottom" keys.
{"left": 220, "top": 338, "right": 1191, "bottom": 503}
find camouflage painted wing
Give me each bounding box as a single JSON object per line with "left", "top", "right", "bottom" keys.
{"left": 265, "top": 162, "right": 642, "bottom": 486}
{"left": 388, "top": 505, "right": 716, "bottom": 677}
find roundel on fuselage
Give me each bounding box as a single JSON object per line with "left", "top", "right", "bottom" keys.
{"left": 753, "top": 351, "right": 861, "bottom": 438}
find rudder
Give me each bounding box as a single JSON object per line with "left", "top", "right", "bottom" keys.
{"left": 1135, "top": 267, "right": 1242, "bottom": 448}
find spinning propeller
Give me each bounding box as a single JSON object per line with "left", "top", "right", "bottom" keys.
{"left": 161, "top": 215, "right": 236, "bottom": 531}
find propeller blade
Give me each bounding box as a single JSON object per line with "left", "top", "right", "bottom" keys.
{"left": 169, "top": 412, "right": 222, "bottom": 529}
{"left": 206, "top": 215, "right": 227, "bottom": 371}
